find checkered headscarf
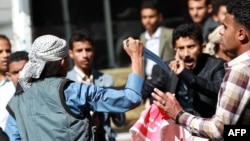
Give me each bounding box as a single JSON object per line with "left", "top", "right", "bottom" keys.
{"left": 19, "top": 35, "right": 67, "bottom": 91}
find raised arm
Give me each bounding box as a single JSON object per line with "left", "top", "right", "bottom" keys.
{"left": 123, "top": 37, "right": 144, "bottom": 77}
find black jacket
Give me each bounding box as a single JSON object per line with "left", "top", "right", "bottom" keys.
{"left": 142, "top": 53, "right": 226, "bottom": 117}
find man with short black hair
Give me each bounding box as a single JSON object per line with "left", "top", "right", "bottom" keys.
{"left": 140, "top": 0, "right": 175, "bottom": 79}
{"left": 6, "top": 51, "right": 28, "bottom": 87}
{"left": 152, "top": 0, "right": 250, "bottom": 140}
{"left": 67, "top": 29, "right": 125, "bottom": 141}
{"left": 187, "top": 0, "right": 219, "bottom": 42}
{"left": 143, "top": 23, "right": 225, "bottom": 118}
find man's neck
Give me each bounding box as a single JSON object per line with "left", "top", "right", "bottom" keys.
{"left": 147, "top": 26, "right": 160, "bottom": 37}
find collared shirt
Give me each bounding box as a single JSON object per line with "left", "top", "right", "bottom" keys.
{"left": 179, "top": 50, "right": 250, "bottom": 140}
{"left": 0, "top": 78, "right": 15, "bottom": 129}
{"left": 145, "top": 27, "right": 162, "bottom": 77}
{"left": 5, "top": 73, "right": 143, "bottom": 140}
{"left": 73, "top": 66, "right": 93, "bottom": 84}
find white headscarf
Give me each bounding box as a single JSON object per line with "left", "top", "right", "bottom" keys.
{"left": 19, "top": 35, "right": 68, "bottom": 91}
{"left": 204, "top": 25, "right": 223, "bottom": 56}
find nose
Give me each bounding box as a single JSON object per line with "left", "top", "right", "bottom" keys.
{"left": 82, "top": 50, "right": 87, "bottom": 57}
{"left": 184, "top": 48, "right": 190, "bottom": 57}
{"left": 3, "top": 51, "right": 10, "bottom": 57}
{"left": 219, "top": 26, "right": 224, "bottom": 36}
{"left": 191, "top": 9, "right": 198, "bottom": 15}
{"left": 194, "top": 9, "right": 198, "bottom": 14}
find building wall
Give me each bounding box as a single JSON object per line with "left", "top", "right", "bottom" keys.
{"left": 0, "top": 0, "right": 13, "bottom": 46}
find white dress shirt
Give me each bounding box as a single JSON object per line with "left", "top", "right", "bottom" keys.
{"left": 73, "top": 66, "right": 93, "bottom": 84}
{"left": 0, "top": 78, "right": 15, "bottom": 129}
{"left": 145, "top": 27, "right": 162, "bottom": 78}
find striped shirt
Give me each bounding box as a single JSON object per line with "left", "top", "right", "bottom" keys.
{"left": 179, "top": 50, "right": 250, "bottom": 140}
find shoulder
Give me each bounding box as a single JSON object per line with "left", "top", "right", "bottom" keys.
{"left": 0, "top": 80, "right": 15, "bottom": 99}
{"left": 93, "top": 70, "right": 114, "bottom": 87}
{"left": 152, "top": 60, "right": 172, "bottom": 71}
{"left": 206, "top": 54, "right": 225, "bottom": 63}
{"left": 66, "top": 68, "right": 74, "bottom": 75}
{"left": 93, "top": 70, "right": 113, "bottom": 80}
{"left": 66, "top": 68, "right": 76, "bottom": 78}
{"left": 203, "top": 54, "right": 225, "bottom": 67}
{"left": 160, "top": 26, "right": 173, "bottom": 40}
{"left": 161, "top": 26, "right": 173, "bottom": 33}
{"left": 139, "top": 32, "right": 146, "bottom": 41}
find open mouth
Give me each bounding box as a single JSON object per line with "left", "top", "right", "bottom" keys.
{"left": 184, "top": 59, "right": 194, "bottom": 68}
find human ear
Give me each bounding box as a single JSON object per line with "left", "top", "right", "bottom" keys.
{"left": 238, "top": 28, "right": 247, "bottom": 40}
{"left": 68, "top": 50, "right": 73, "bottom": 59}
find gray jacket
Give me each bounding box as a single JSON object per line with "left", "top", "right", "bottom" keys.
{"left": 140, "top": 26, "right": 175, "bottom": 63}
{"left": 8, "top": 78, "right": 96, "bottom": 141}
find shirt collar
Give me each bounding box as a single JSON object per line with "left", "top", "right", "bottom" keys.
{"left": 73, "top": 66, "right": 93, "bottom": 82}
{"left": 0, "top": 77, "right": 9, "bottom": 86}
{"left": 145, "top": 27, "right": 162, "bottom": 40}
{"left": 225, "top": 50, "right": 250, "bottom": 68}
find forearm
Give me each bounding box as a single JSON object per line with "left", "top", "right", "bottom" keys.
{"left": 130, "top": 57, "right": 143, "bottom": 78}
{"left": 123, "top": 37, "right": 144, "bottom": 78}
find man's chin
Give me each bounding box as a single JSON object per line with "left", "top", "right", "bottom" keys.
{"left": 80, "top": 65, "right": 90, "bottom": 69}
{"left": 185, "top": 65, "right": 194, "bottom": 71}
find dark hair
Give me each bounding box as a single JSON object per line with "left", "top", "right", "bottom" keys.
{"left": 188, "top": 0, "right": 211, "bottom": 6}
{"left": 227, "top": 0, "right": 250, "bottom": 31}
{"left": 172, "top": 23, "right": 203, "bottom": 47}
{"left": 69, "top": 29, "right": 94, "bottom": 50}
{"left": 205, "top": 0, "right": 211, "bottom": 6}
{"left": 40, "top": 60, "right": 62, "bottom": 78}
{"left": 140, "top": 0, "right": 162, "bottom": 13}
{"left": 0, "top": 34, "right": 11, "bottom": 47}
{"left": 212, "top": 0, "right": 229, "bottom": 15}
{"left": 8, "top": 51, "right": 28, "bottom": 65}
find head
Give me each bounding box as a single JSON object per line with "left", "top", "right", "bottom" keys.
{"left": 219, "top": 0, "right": 250, "bottom": 56}
{"left": 0, "top": 35, "right": 11, "bottom": 75}
{"left": 172, "top": 23, "right": 204, "bottom": 71}
{"left": 69, "top": 29, "right": 95, "bottom": 75}
{"left": 212, "top": 0, "right": 229, "bottom": 24}
{"left": 6, "top": 51, "right": 28, "bottom": 87}
{"left": 205, "top": 25, "right": 234, "bottom": 61}
{"left": 188, "top": 0, "right": 212, "bottom": 26}
{"left": 205, "top": 25, "right": 223, "bottom": 55}
{"left": 19, "top": 35, "right": 68, "bottom": 91}
{"left": 140, "top": 0, "right": 163, "bottom": 35}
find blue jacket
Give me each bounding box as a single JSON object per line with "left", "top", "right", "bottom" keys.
{"left": 66, "top": 68, "right": 114, "bottom": 87}
{"left": 5, "top": 73, "right": 143, "bottom": 141}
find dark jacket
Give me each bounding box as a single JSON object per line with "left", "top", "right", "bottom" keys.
{"left": 142, "top": 53, "right": 226, "bottom": 117}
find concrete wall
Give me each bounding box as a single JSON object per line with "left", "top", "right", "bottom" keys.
{"left": 0, "top": 0, "right": 32, "bottom": 52}
{"left": 0, "top": 0, "right": 13, "bottom": 44}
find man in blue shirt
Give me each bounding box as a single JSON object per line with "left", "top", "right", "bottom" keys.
{"left": 5, "top": 35, "right": 144, "bottom": 141}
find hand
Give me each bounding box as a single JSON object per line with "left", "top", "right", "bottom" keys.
{"left": 169, "top": 49, "right": 185, "bottom": 75}
{"left": 123, "top": 37, "right": 143, "bottom": 58}
{"left": 123, "top": 37, "right": 144, "bottom": 77}
{"left": 151, "top": 88, "right": 183, "bottom": 120}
